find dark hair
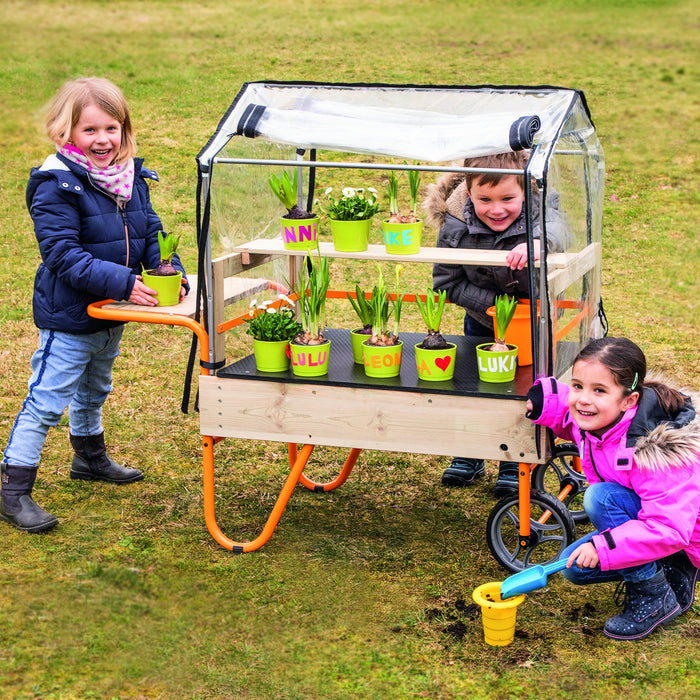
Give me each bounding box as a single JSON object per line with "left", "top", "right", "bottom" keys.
{"left": 462, "top": 151, "right": 530, "bottom": 191}
{"left": 574, "top": 337, "right": 686, "bottom": 415}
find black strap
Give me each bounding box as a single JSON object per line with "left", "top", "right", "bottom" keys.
{"left": 236, "top": 104, "right": 266, "bottom": 138}
{"left": 180, "top": 168, "right": 213, "bottom": 414}
{"left": 598, "top": 298, "right": 609, "bottom": 337}
{"left": 306, "top": 149, "right": 316, "bottom": 214}
{"left": 201, "top": 359, "right": 226, "bottom": 371}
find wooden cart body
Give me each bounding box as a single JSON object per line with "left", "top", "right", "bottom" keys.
{"left": 91, "top": 82, "right": 604, "bottom": 561}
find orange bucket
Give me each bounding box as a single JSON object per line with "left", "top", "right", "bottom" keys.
{"left": 486, "top": 303, "right": 533, "bottom": 366}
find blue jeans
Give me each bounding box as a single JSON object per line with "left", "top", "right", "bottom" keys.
{"left": 561, "top": 481, "right": 658, "bottom": 585}
{"left": 4, "top": 326, "right": 124, "bottom": 468}
{"left": 463, "top": 313, "right": 493, "bottom": 338}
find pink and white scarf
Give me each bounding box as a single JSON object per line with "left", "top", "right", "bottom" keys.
{"left": 59, "top": 143, "right": 135, "bottom": 205}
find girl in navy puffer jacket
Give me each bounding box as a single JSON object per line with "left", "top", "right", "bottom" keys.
{"left": 1, "top": 77, "right": 188, "bottom": 533}
{"left": 526, "top": 337, "right": 700, "bottom": 641}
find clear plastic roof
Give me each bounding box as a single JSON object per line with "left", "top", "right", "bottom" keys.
{"left": 198, "top": 82, "right": 593, "bottom": 179}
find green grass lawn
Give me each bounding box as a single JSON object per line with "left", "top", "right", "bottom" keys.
{"left": 0, "top": 1, "right": 698, "bottom": 698}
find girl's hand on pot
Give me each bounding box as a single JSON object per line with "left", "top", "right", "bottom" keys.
{"left": 129, "top": 276, "right": 158, "bottom": 306}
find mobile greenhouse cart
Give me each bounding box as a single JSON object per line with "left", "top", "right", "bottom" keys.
{"left": 89, "top": 82, "right": 604, "bottom": 570}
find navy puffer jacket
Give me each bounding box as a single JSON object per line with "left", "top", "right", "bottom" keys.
{"left": 26, "top": 153, "right": 187, "bottom": 334}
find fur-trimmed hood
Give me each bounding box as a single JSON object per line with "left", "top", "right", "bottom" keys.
{"left": 423, "top": 171, "right": 469, "bottom": 229}
{"left": 631, "top": 387, "right": 700, "bottom": 471}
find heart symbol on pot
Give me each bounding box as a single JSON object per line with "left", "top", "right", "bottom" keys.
{"left": 435, "top": 356, "right": 452, "bottom": 372}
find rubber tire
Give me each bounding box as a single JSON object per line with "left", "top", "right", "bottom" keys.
{"left": 530, "top": 443, "right": 588, "bottom": 524}
{"left": 486, "top": 489, "right": 576, "bottom": 573}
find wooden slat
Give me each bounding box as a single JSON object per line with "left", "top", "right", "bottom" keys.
{"left": 547, "top": 242, "right": 601, "bottom": 296}
{"left": 199, "top": 375, "right": 538, "bottom": 462}
{"left": 98, "top": 274, "right": 269, "bottom": 319}
{"left": 234, "top": 238, "right": 576, "bottom": 269}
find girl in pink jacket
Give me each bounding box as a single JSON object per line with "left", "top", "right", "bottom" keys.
{"left": 525, "top": 337, "right": 700, "bottom": 641}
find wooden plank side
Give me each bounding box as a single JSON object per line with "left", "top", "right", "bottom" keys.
{"left": 99, "top": 274, "right": 268, "bottom": 319}
{"left": 547, "top": 242, "right": 600, "bottom": 296}
{"left": 235, "top": 239, "right": 575, "bottom": 269}
{"left": 199, "top": 375, "right": 538, "bottom": 463}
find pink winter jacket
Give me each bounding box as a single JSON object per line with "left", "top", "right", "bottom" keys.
{"left": 528, "top": 377, "right": 700, "bottom": 571}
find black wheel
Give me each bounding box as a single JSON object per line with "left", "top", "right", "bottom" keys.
{"left": 486, "top": 490, "right": 576, "bottom": 572}
{"left": 531, "top": 442, "right": 588, "bottom": 524}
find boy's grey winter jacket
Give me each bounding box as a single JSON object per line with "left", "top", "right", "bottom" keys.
{"left": 425, "top": 173, "right": 564, "bottom": 329}
{"left": 26, "top": 153, "right": 187, "bottom": 334}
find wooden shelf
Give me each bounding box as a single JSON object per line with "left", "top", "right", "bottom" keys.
{"left": 235, "top": 238, "right": 580, "bottom": 269}
{"left": 98, "top": 274, "right": 269, "bottom": 319}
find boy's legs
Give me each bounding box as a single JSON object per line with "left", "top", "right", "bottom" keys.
{"left": 560, "top": 481, "right": 680, "bottom": 640}
{"left": 441, "top": 313, "right": 518, "bottom": 494}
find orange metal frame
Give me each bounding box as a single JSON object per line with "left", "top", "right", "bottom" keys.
{"left": 88, "top": 294, "right": 585, "bottom": 554}
{"left": 87, "top": 299, "right": 365, "bottom": 553}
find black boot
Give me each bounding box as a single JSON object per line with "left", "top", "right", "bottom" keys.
{"left": 494, "top": 461, "right": 520, "bottom": 498}
{"left": 661, "top": 551, "right": 699, "bottom": 614}
{"left": 604, "top": 570, "right": 681, "bottom": 640}
{"left": 69, "top": 433, "right": 143, "bottom": 484}
{"left": 441, "top": 457, "right": 485, "bottom": 487}
{"left": 0, "top": 463, "right": 58, "bottom": 533}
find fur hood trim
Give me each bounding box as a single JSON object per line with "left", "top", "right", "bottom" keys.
{"left": 634, "top": 388, "right": 700, "bottom": 471}
{"left": 422, "top": 170, "right": 468, "bottom": 229}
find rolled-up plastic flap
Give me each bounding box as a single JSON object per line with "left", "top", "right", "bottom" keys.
{"left": 509, "top": 115, "right": 541, "bottom": 151}
{"left": 237, "top": 104, "right": 266, "bottom": 137}
{"left": 246, "top": 99, "right": 552, "bottom": 162}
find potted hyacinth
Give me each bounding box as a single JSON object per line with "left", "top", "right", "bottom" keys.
{"left": 244, "top": 295, "right": 303, "bottom": 373}
{"left": 347, "top": 283, "right": 374, "bottom": 364}
{"left": 269, "top": 169, "right": 319, "bottom": 250}
{"left": 414, "top": 287, "right": 457, "bottom": 381}
{"left": 287, "top": 246, "right": 332, "bottom": 376}
{"left": 362, "top": 264, "right": 404, "bottom": 378}
{"left": 141, "top": 231, "right": 182, "bottom": 306}
{"left": 317, "top": 185, "right": 381, "bottom": 252}
{"left": 383, "top": 164, "right": 422, "bottom": 255}
{"left": 476, "top": 294, "right": 519, "bottom": 383}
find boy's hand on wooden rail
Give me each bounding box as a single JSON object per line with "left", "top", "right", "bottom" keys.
{"left": 506, "top": 242, "right": 540, "bottom": 270}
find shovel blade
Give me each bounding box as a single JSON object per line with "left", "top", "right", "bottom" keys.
{"left": 500, "top": 559, "right": 568, "bottom": 599}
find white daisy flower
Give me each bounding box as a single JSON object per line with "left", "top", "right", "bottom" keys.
{"left": 277, "top": 293, "right": 295, "bottom": 306}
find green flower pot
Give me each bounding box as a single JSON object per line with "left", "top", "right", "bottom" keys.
{"left": 253, "top": 339, "right": 290, "bottom": 373}
{"left": 280, "top": 215, "right": 319, "bottom": 250}
{"left": 141, "top": 269, "right": 182, "bottom": 307}
{"left": 330, "top": 219, "right": 371, "bottom": 252}
{"left": 382, "top": 219, "right": 422, "bottom": 255}
{"left": 362, "top": 340, "right": 403, "bottom": 378}
{"left": 350, "top": 328, "right": 372, "bottom": 364}
{"left": 476, "top": 343, "right": 518, "bottom": 383}
{"left": 415, "top": 342, "right": 457, "bottom": 381}
{"left": 289, "top": 339, "right": 331, "bottom": 376}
